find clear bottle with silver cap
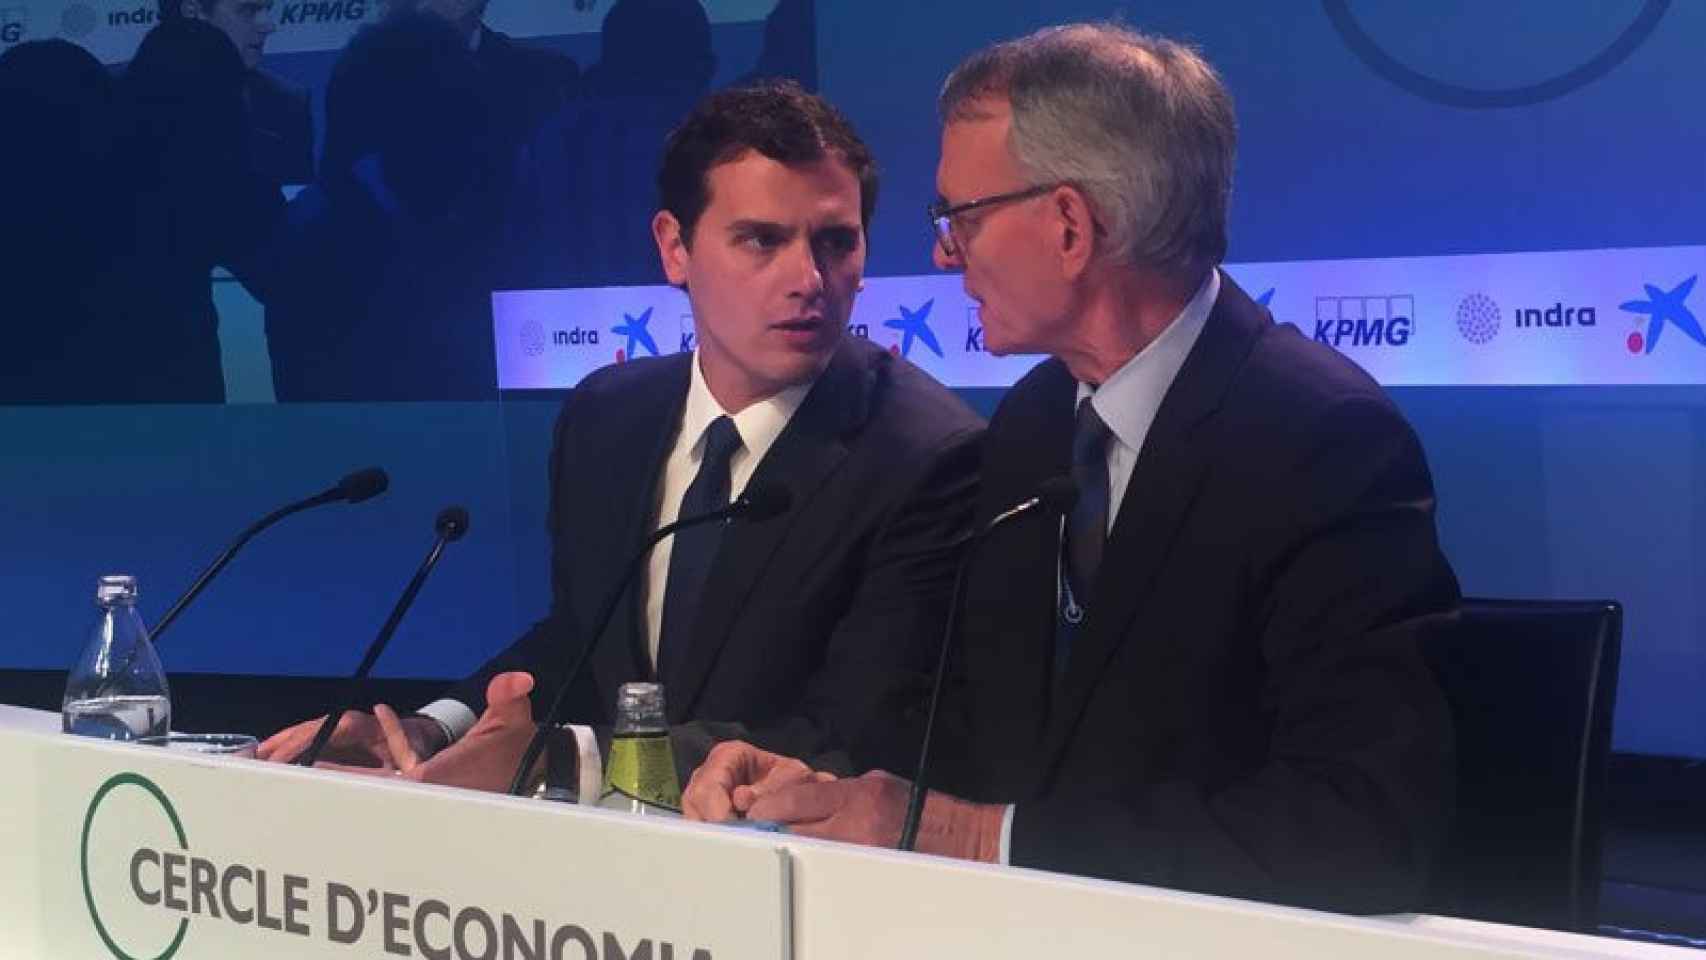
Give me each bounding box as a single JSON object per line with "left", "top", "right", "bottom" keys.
{"left": 63, "top": 575, "right": 171, "bottom": 740}
{"left": 598, "top": 682, "right": 682, "bottom": 815}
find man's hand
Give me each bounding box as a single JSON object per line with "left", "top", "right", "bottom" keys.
{"left": 681, "top": 740, "right": 836, "bottom": 823}
{"left": 375, "top": 672, "right": 543, "bottom": 793}
{"left": 746, "top": 770, "right": 1006, "bottom": 862}
{"left": 256, "top": 708, "right": 446, "bottom": 768}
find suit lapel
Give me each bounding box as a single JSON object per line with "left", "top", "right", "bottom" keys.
{"left": 588, "top": 356, "right": 691, "bottom": 717}
{"left": 665, "top": 343, "right": 868, "bottom": 721}
{"left": 973, "top": 361, "right": 1075, "bottom": 779}
{"left": 1040, "top": 276, "right": 1268, "bottom": 766}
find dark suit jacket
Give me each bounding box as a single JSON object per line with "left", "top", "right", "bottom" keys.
{"left": 244, "top": 68, "right": 314, "bottom": 186}
{"left": 475, "top": 26, "right": 579, "bottom": 148}
{"left": 450, "top": 337, "right": 982, "bottom": 777}
{"left": 942, "top": 275, "right": 1459, "bottom": 915}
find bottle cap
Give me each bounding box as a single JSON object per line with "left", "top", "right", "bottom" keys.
{"left": 96, "top": 575, "right": 138, "bottom": 605}
{"left": 613, "top": 682, "right": 667, "bottom": 732}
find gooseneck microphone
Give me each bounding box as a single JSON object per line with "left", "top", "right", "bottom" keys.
{"left": 152, "top": 467, "right": 390, "bottom": 643}
{"left": 505, "top": 484, "right": 793, "bottom": 796}
{"left": 297, "top": 506, "right": 470, "bottom": 768}
{"left": 897, "top": 477, "right": 1078, "bottom": 852}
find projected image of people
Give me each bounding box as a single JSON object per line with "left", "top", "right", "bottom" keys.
{"left": 0, "top": 1, "right": 816, "bottom": 405}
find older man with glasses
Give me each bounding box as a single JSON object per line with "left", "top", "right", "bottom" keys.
{"left": 685, "top": 22, "right": 1460, "bottom": 917}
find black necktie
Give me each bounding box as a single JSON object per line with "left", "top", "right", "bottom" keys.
{"left": 657, "top": 415, "right": 742, "bottom": 687}
{"left": 1066, "top": 396, "right": 1112, "bottom": 597}
{"left": 1057, "top": 396, "right": 1111, "bottom": 677}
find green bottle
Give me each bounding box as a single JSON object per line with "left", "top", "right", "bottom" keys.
{"left": 599, "top": 682, "right": 682, "bottom": 815}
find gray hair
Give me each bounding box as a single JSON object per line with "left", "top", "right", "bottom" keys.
{"left": 939, "top": 23, "right": 1236, "bottom": 274}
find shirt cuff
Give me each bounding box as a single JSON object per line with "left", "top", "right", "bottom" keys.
{"left": 416, "top": 698, "right": 477, "bottom": 744}
{"left": 999, "top": 804, "right": 1016, "bottom": 865}
{"left": 567, "top": 724, "right": 603, "bottom": 804}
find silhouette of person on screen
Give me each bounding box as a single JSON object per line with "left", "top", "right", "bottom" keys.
{"left": 738, "top": 0, "right": 816, "bottom": 90}
{"left": 0, "top": 40, "right": 124, "bottom": 404}
{"left": 264, "top": 12, "right": 509, "bottom": 401}
{"left": 501, "top": 0, "right": 719, "bottom": 290}
{"left": 102, "top": 17, "right": 283, "bottom": 403}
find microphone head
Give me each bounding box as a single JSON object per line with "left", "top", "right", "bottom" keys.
{"left": 435, "top": 506, "right": 470, "bottom": 542}
{"left": 337, "top": 467, "right": 389, "bottom": 504}
{"left": 734, "top": 484, "right": 792, "bottom": 522}
{"left": 1036, "top": 476, "right": 1079, "bottom": 515}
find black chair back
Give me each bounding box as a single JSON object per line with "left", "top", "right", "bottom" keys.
{"left": 1424, "top": 598, "right": 1622, "bottom": 932}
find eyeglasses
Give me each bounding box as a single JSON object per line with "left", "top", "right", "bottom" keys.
{"left": 927, "top": 183, "right": 1060, "bottom": 258}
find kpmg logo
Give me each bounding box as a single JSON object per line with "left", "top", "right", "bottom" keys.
{"left": 1, "top": 7, "right": 27, "bottom": 45}
{"left": 276, "top": 1, "right": 369, "bottom": 25}
{"left": 964, "top": 306, "right": 985, "bottom": 353}
{"left": 1312, "top": 295, "right": 1414, "bottom": 348}
{"left": 610, "top": 307, "right": 658, "bottom": 363}
{"left": 1456, "top": 293, "right": 1500, "bottom": 345}
{"left": 884, "top": 300, "right": 943, "bottom": 359}
{"left": 1620, "top": 275, "right": 1701, "bottom": 355}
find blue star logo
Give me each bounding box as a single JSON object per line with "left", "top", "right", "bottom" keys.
{"left": 611, "top": 308, "right": 660, "bottom": 358}
{"left": 884, "top": 300, "right": 944, "bottom": 359}
{"left": 1620, "top": 275, "right": 1701, "bottom": 355}
{"left": 1256, "top": 288, "right": 1275, "bottom": 308}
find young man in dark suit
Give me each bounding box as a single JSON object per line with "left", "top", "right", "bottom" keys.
{"left": 685, "top": 25, "right": 1459, "bottom": 916}
{"left": 160, "top": 0, "right": 313, "bottom": 186}
{"left": 260, "top": 82, "right": 983, "bottom": 798}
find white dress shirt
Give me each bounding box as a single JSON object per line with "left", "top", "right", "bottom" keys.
{"left": 420, "top": 351, "right": 812, "bottom": 801}
{"left": 998, "top": 268, "right": 1221, "bottom": 863}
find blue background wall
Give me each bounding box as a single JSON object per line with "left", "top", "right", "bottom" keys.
{"left": 3, "top": 1, "right": 1703, "bottom": 756}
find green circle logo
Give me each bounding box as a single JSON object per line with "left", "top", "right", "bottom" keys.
{"left": 80, "top": 773, "right": 190, "bottom": 960}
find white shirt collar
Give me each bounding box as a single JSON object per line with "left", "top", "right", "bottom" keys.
{"left": 1076, "top": 268, "right": 1220, "bottom": 455}
{"left": 680, "top": 350, "right": 813, "bottom": 476}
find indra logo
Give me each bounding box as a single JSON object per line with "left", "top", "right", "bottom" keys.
{"left": 1620, "top": 275, "right": 1701, "bottom": 355}
{"left": 884, "top": 300, "right": 943, "bottom": 359}
{"left": 519, "top": 320, "right": 546, "bottom": 357}
{"left": 1457, "top": 293, "right": 1500, "bottom": 344}
{"left": 1313, "top": 295, "right": 1414, "bottom": 348}
{"left": 1513, "top": 302, "right": 1596, "bottom": 330}
{"left": 610, "top": 307, "right": 658, "bottom": 363}
{"left": 1, "top": 7, "right": 27, "bottom": 45}
{"left": 105, "top": 4, "right": 157, "bottom": 29}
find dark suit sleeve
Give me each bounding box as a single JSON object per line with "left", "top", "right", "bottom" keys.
{"left": 444, "top": 392, "right": 596, "bottom": 719}
{"left": 664, "top": 427, "right": 983, "bottom": 779}
{"left": 1010, "top": 398, "right": 1458, "bottom": 915}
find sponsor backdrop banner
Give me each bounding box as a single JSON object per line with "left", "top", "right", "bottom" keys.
{"left": 3, "top": 0, "right": 779, "bottom": 63}
{"left": 494, "top": 245, "right": 1706, "bottom": 391}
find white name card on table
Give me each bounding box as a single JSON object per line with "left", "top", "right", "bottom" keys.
{"left": 1, "top": 719, "right": 788, "bottom": 960}
{"left": 1, "top": 702, "right": 1693, "bottom": 960}
{"left": 781, "top": 831, "right": 1692, "bottom": 960}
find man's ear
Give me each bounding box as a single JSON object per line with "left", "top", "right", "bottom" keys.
{"left": 653, "top": 210, "right": 691, "bottom": 287}
{"left": 1053, "top": 185, "right": 1098, "bottom": 280}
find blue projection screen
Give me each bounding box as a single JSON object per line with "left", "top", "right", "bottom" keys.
{"left": 2, "top": 1, "right": 1703, "bottom": 757}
